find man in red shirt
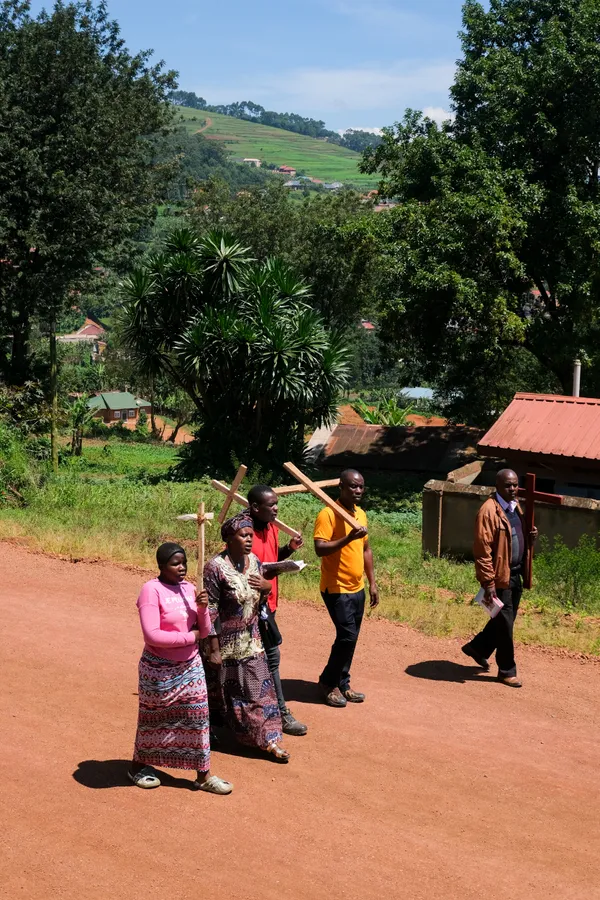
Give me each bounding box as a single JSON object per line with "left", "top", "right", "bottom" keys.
{"left": 248, "top": 484, "right": 308, "bottom": 736}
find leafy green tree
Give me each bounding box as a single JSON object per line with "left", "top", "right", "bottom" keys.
{"left": 363, "top": 1, "right": 600, "bottom": 422}
{"left": 191, "top": 181, "right": 381, "bottom": 327}
{"left": 0, "top": 0, "right": 176, "bottom": 386}
{"left": 119, "top": 228, "right": 350, "bottom": 475}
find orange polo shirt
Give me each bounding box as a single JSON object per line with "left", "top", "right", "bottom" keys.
{"left": 313, "top": 503, "right": 368, "bottom": 594}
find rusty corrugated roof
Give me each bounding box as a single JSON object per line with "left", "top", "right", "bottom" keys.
{"left": 321, "top": 424, "right": 482, "bottom": 473}
{"left": 478, "top": 393, "right": 600, "bottom": 461}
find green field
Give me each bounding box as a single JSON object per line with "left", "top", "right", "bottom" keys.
{"left": 174, "top": 107, "right": 379, "bottom": 188}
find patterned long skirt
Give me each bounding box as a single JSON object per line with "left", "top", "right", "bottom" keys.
{"left": 206, "top": 651, "right": 282, "bottom": 750}
{"left": 133, "top": 650, "right": 211, "bottom": 772}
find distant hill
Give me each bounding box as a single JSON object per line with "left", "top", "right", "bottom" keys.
{"left": 174, "top": 107, "right": 379, "bottom": 188}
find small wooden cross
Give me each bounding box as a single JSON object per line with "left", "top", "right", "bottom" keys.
{"left": 283, "top": 461, "right": 363, "bottom": 531}
{"left": 176, "top": 504, "right": 214, "bottom": 591}
{"left": 518, "top": 472, "right": 562, "bottom": 589}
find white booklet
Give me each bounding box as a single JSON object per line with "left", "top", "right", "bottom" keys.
{"left": 474, "top": 587, "right": 504, "bottom": 619}
{"left": 261, "top": 559, "right": 307, "bottom": 577}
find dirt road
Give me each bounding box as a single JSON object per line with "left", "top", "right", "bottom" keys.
{"left": 2, "top": 545, "right": 599, "bottom": 900}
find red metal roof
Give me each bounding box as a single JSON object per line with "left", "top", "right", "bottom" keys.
{"left": 478, "top": 393, "right": 600, "bottom": 462}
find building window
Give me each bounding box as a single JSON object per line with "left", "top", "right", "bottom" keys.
{"left": 128, "top": 409, "right": 136, "bottom": 419}
{"left": 114, "top": 410, "right": 121, "bottom": 419}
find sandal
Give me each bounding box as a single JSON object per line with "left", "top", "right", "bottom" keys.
{"left": 128, "top": 767, "right": 160, "bottom": 789}
{"left": 267, "top": 741, "right": 290, "bottom": 763}
{"left": 193, "top": 775, "right": 233, "bottom": 795}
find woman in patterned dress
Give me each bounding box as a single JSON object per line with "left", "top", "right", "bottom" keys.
{"left": 203, "top": 514, "right": 290, "bottom": 762}
{"left": 129, "top": 542, "right": 233, "bottom": 792}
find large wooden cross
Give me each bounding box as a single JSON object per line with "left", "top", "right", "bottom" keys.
{"left": 211, "top": 464, "right": 301, "bottom": 538}
{"left": 518, "top": 472, "right": 562, "bottom": 589}
{"left": 283, "top": 461, "right": 363, "bottom": 530}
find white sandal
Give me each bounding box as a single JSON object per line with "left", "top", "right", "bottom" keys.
{"left": 128, "top": 767, "right": 161, "bottom": 789}
{"left": 194, "top": 775, "right": 233, "bottom": 795}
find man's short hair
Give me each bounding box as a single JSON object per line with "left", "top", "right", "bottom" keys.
{"left": 340, "top": 468, "right": 363, "bottom": 484}
{"left": 247, "top": 483, "right": 275, "bottom": 505}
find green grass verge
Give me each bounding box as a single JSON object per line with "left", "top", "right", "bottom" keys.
{"left": 175, "top": 107, "right": 379, "bottom": 188}
{"left": 1, "top": 439, "right": 599, "bottom": 656}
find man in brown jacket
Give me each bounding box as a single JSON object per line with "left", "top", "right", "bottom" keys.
{"left": 462, "top": 469, "right": 537, "bottom": 688}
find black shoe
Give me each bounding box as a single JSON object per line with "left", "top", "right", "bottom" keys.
{"left": 342, "top": 688, "right": 365, "bottom": 703}
{"left": 462, "top": 643, "right": 490, "bottom": 672}
{"left": 281, "top": 709, "right": 308, "bottom": 736}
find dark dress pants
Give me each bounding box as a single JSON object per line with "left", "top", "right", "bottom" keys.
{"left": 469, "top": 572, "right": 522, "bottom": 677}
{"left": 320, "top": 589, "right": 365, "bottom": 691}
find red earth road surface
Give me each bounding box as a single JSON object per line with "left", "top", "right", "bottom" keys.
{"left": 1, "top": 544, "right": 600, "bottom": 900}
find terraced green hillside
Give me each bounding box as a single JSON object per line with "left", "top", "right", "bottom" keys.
{"left": 174, "top": 107, "right": 378, "bottom": 188}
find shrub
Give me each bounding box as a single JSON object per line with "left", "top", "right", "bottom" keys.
{"left": 534, "top": 536, "right": 600, "bottom": 613}
{"left": 0, "top": 422, "right": 42, "bottom": 502}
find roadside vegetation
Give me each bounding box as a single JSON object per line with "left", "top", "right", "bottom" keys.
{"left": 1, "top": 436, "right": 599, "bottom": 657}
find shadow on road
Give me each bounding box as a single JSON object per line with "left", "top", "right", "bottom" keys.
{"left": 72, "top": 759, "right": 195, "bottom": 790}
{"left": 281, "top": 678, "right": 323, "bottom": 705}
{"left": 405, "top": 660, "right": 498, "bottom": 684}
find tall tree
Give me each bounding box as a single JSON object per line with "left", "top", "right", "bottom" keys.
{"left": 119, "top": 228, "right": 350, "bottom": 475}
{"left": 363, "top": 0, "right": 600, "bottom": 422}
{"left": 0, "top": 0, "right": 176, "bottom": 386}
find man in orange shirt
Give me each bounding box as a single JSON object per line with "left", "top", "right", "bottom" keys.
{"left": 313, "top": 469, "right": 379, "bottom": 708}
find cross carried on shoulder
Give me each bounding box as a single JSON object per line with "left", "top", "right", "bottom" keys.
{"left": 517, "top": 472, "right": 562, "bottom": 590}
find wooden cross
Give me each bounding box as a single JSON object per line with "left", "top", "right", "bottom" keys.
{"left": 211, "top": 469, "right": 301, "bottom": 539}
{"left": 216, "top": 464, "right": 248, "bottom": 524}
{"left": 283, "top": 461, "right": 363, "bottom": 531}
{"left": 273, "top": 478, "right": 339, "bottom": 496}
{"left": 517, "top": 472, "right": 562, "bottom": 589}
{"left": 176, "top": 503, "right": 214, "bottom": 591}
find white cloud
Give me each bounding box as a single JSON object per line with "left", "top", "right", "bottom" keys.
{"left": 330, "top": 0, "right": 445, "bottom": 36}
{"left": 337, "top": 127, "right": 383, "bottom": 136}
{"left": 422, "top": 106, "right": 455, "bottom": 125}
{"left": 197, "top": 61, "right": 455, "bottom": 121}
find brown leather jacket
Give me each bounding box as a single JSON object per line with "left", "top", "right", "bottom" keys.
{"left": 473, "top": 495, "right": 528, "bottom": 590}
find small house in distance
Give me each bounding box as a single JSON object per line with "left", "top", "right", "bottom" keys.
{"left": 478, "top": 392, "right": 600, "bottom": 499}
{"left": 87, "top": 391, "right": 151, "bottom": 425}
{"left": 243, "top": 158, "right": 261, "bottom": 167}
{"left": 278, "top": 165, "right": 297, "bottom": 176}
{"left": 58, "top": 316, "right": 107, "bottom": 359}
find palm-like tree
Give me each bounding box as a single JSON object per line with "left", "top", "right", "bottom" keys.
{"left": 119, "top": 228, "right": 350, "bottom": 474}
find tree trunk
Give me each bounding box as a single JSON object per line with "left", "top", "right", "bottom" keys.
{"left": 150, "top": 377, "right": 157, "bottom": 435}
{"left": 9, "top": 299, "right": 32, "bottom": 385}
{"left": 168, "top": 422, "right": 181, "bottom": 443}
{"left": 50, "top": 318, "right": 59, "bottom": 474}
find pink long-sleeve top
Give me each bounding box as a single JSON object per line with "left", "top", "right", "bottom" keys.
{"left": 137, "top": 578, "right": 211, "bottom": 662}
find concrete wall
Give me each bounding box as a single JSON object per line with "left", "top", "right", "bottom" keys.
{"left": 422, "top": 480, "right": 600, "bottom": 558}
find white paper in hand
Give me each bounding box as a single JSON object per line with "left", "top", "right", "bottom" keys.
{"left": 474, "top": 587, "right": 504, "bottom": 619}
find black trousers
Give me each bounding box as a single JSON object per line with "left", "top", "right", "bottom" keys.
{"left": 469, "top": 572, "right": 522, "bottom": 677}
{"left": 320, "top": 589, "right": 365, "bottom": 691}
{"left": 264, "top": 612, "right": 286, "bottom": 714}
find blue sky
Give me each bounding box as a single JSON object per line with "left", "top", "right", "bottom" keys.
{"left": 31, "top": 0, "right": 468, "bottom": 131}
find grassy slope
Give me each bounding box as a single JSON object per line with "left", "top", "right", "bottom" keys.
{"left": 174, "top": 107, "right": 379, "bottom": 188}
{"left": 1, "top": 439, "right": 599, "bottom": 656}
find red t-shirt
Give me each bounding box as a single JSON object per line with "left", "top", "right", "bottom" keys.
{"left": 252, "top": 522, "right": 280, "bottom": 612}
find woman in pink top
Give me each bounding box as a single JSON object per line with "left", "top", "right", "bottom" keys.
{"left": 129, "top": 542, "right": 232, "bottom": 794}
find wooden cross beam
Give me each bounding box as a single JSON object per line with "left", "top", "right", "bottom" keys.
{"left": 273, "top": 478, "right": 339, "bottom": 496}
{"left": 211, "top": 479, "right": 301, "bottom": 539}
{"left": 283, "top": 461, "right": 363, "bottom": 531}
{"left": 518, "top": 472, "right": 562, "bottom": 590}
{"left": 216, "top": 464, "right": 248, "bottom": 524}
